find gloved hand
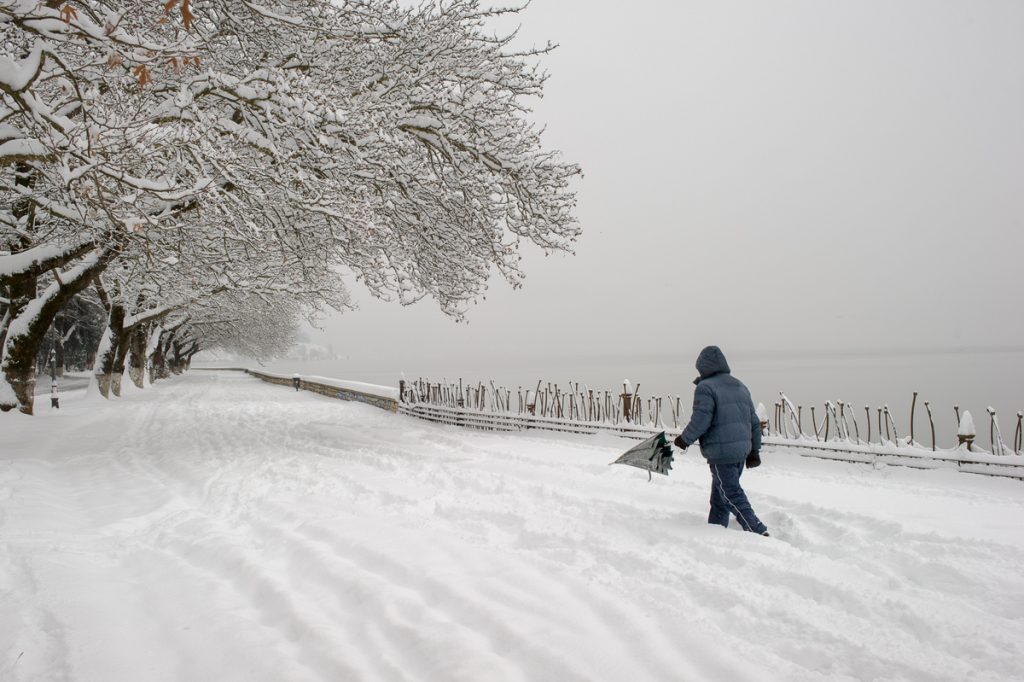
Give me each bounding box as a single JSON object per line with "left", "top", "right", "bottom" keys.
{"left": 745, "top": 450, "right": 761, "bottom": 469}
{"left": 673, "top": 434, "right": 689, "bottom": 450}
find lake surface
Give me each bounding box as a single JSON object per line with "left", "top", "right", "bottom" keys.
{"left": 247, "top": 349, "right": 1023, "bottom": 451}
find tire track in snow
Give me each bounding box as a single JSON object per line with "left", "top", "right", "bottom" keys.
{"left": 162, "top": 378, "right": 745, "bottom": 680}
{"left": 139, "top": 375, "right": 1024, "bottom": 680}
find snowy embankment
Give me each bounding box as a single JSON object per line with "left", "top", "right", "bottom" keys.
{"left": 2, "top": 372, "right": 1023, "bottom": 681}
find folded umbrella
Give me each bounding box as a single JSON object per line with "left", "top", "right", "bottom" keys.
{"left": 609, "top": 431, "right": 675, "bottom": 481}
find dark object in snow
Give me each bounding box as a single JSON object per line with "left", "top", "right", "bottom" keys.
{"left": 292, "top": 375, "right": 301, "bottom": 391}
{"left": 610, "top": 431, "right": 674, "bottom": 481}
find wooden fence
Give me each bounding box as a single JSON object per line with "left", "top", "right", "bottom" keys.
{"left": 399, "top": 376, "right": 1024, "bottom": 480}
{"left": 224, "top": 368, "right": 1024, "bottom": 480}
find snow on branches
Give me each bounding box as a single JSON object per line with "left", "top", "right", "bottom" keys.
{"left": 1, "top": 0, "right": 579, "bottom": 413}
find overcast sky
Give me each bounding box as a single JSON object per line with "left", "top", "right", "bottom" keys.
{"left": 310, "top": 0, "right": 1024, "bottom": 368}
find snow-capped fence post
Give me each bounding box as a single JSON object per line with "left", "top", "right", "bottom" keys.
{"left": 839, "top": 401, "right": 856, "bottom": 444}
{"left": 865, "top": 406, "right": 872, "bottom": 445}
{"left": 924, "top": 401, "right": 936, "bottom": 451}
{"left": 885, "top": 406, "right": 899, "bottom": 446}
{"left": 1016, "top": 412, "right": 1023, "bottom": 455}
{"left": 811, "top": 406, "right": 820, "bottom": 440}
{"left": 631, "top": 384, "right": 642, "bottom": 424}
{"left": 987, "top": 407, "right": 1009, "bottom": 456}
{"left": 836, "top": 402, "right": 847, "bottom": 441}
{"left": 958, "top": 410, "right": 976, "bottom": 451}
{"left": 987, "top": 407, "right": 996, "bottom": 455}
{"left": 620, "top": 382, "right": 632, "bottom": 422}
{"left": 756, "top": 402, "right": 769, "bottom": 436}
{"left": 780, "top": 393, "right": 801, "bottom": 439}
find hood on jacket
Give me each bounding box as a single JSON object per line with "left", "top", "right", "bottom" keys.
{"left": 694, "top": 345, "right": 731, "bottom": 384}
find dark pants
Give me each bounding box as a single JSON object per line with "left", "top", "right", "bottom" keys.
{"left": 708, "top": 461, "right": 767, "bottom": 534}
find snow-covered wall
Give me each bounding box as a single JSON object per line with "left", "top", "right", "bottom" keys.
{"left": 245, "top": 370, "right": 399, "bottom": 412}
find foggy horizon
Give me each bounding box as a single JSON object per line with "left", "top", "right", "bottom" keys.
{"left": 300, "top": 0, "right": 1024, "bottom": 378}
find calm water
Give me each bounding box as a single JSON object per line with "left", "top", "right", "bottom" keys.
{"left": 249, "top": 349, "right": 1024, "bottom": 450}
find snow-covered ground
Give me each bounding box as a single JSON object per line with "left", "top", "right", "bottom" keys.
{"left": 2, "top": 372, "right": 1023, "bottom": 681}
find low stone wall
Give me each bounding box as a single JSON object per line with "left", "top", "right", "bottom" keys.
{"left": 246, "top": 369, "right": 399, "bottom": 413}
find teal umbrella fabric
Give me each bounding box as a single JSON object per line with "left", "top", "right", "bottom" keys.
{"left": 610, "top": 431, "right": 675, "bottom": 481}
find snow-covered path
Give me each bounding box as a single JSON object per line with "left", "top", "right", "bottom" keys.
{"left": 2, "top": 372, "right": 1023, "bottom": 681}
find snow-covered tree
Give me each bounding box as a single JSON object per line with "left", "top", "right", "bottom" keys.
{"left": 1, "top": 0, "right": 579, "bottom": 413}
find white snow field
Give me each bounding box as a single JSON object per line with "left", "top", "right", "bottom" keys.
{"left": 2, "top": 372, "right": 1023, "bottom": 682}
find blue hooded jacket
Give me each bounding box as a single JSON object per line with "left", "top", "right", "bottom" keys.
{"left": 680, "top": 346, "right": 762, "bottom": 464}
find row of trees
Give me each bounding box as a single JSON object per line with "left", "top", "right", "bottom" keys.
{"left": 33, "top": 288, "right": 104, "bottom": 374}
{"left": 1, "top": 0, "right": 579, "bottom": 414}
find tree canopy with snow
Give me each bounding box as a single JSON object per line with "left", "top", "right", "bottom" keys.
{"left": 0, "top": 0, "right": 580, "bottom": 413}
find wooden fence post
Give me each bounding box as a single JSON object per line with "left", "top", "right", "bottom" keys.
{"left": 910, "top": 391, "right": 918, "bottom": 445}
{"left": 924, "top": 401, "right": 936, "bottom": 451}
{"left": 1016, "top": 411, "right": 1023, "bottom": 455}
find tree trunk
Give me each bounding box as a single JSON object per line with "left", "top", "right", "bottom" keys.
{"left": 93, "top": 302, "right": 126, "bottom": 399}
{"left": 1, "top": 250, "right": 113, "bottom": 413}
{"left": 158, "top": 333, "right": 175, "bottom": 379}
{"left": 150, "top": 324, "right": 186, "bottom": 382}
{"left": 0, "top": 296, "right": 10, "bottom": 363}
{"left": 110, "top": 332, "right": 129, "bottom": 397}
{"left": 127, "top": 323, "right": 149, "bottom": 389}
{"left": 169, "top": 340, "right": 184, "bottom": 374}
{"left": 0, "top": 271, "right": 38, "bottom": 412}
{"left": 168, "top": 338, "right": 198, "bottom": 375}
{"left": 148, "top": 329, "right": 167, "bottom": 383}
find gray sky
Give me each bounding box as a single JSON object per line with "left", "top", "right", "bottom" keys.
{"left": 311, "top": 0, "right": 1024, "bottom": 368}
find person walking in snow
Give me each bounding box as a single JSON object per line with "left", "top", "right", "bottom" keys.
{"left": 674, "top": 346, "right": 769, "bottom": 536}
